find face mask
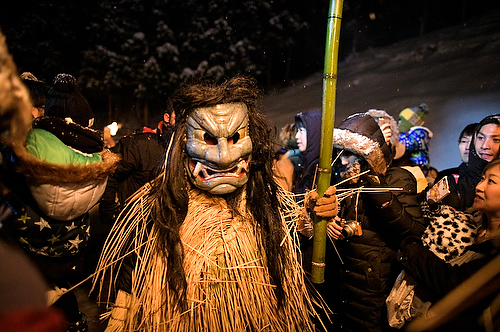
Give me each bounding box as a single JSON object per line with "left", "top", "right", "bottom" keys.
{"left": 184, "top": 103, "right": 252, "bottom": 194}
{"left": 339, "top": 160, "right": 362, "bottom": 184}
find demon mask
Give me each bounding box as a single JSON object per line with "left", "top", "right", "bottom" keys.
{"left": 184, "top": 103, "right": 252, "bottom": 194}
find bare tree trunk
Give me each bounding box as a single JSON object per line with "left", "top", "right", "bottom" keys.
{"left": 351, "top": 19, "right": 359, "bottom": 54}
{"left": 284, "top": 47, "right": 292, "bottom": 85}
{"left": 266, "top": 51, "right": 273, "bottom": 89}
{"left": 108, "top": 93, "right": 113, "bottom": 124}
{"left": 143, "top": 100, "right": 149, "bottom": 127}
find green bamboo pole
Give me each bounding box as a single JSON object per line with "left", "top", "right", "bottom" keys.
{"left": 311, "top": 0, "right": 344, "bottom": 284}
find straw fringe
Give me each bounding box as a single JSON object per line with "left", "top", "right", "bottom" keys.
{"left": 94, "top": 180, "right": 325, "bottom": 331}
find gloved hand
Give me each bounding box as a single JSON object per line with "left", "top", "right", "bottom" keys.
{"left": 305, "top": 185, "right": 338, "bottom": 218}
{"left": 363, "top": 174, "right": 393, "bottom": 207}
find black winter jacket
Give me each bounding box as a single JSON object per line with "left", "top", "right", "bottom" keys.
{"left": 321, "top": 114, "right": 426, "bottom": 332}
{"left": 324, "top": 167, "right": 426, "bottom": 332}
{"left": 440, "top": 131, "right": 487, "bottom": 211}
{"left": 397, "top": 236, "right": 500, "bottom": 302}
{"left": 99, "top": 130, "right": 168, "bottom": 224}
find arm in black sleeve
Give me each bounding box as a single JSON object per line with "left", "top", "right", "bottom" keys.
{"left": 441, "top": 144, "right": 487, "bottom": 211}
{"left": 99, "top": 137, "right": 138, "bottom": 223}
{"left": 397, "top": 240, "right": 494, "bottom": 301}
{"left": 370, "top": 167, "right": 427, "bottom": 243}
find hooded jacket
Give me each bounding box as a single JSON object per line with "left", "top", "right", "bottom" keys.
{"left": 440, "top": 129, "right": 488, "bottom": 211}
{"left": 99, "top": 125, "right": 173, "bottom": 225}
{"left": 325, "top": 114, "right": 426, "bottom": 332}
{"left": 1, "top": 117, "right": 119, "bottom": 275}
{"left": 292, "top": 109, "right": 322, "bottom": 195}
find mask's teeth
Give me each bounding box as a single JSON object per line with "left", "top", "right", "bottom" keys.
{"left": 193, "top": 161, "right": 203, "bottom": 177}
{"left": 235, "top": 163, "right": 243, "bottom": 175}
{"left": 202, "top": 167, "right": 210, "bottom": 179}
{"left": 240, "top": 160, "right": 249, "bottom": 172}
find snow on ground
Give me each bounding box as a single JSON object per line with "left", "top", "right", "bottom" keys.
{"left": 260, "top": 9, "right": 500, "bottom": 172}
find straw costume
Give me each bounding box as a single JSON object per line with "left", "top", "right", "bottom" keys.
{"left": 94, "top": 76, "right": 335, "bottom": 331}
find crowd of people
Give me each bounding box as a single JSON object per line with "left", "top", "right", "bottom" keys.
{"left": 274, "top": 104, "right": 500, "bottom": 331}
{"left": 1, "top": 27, "right": 500, "bottom": 332}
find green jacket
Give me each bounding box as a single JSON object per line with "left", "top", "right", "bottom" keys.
{"left": 26, "top": 128, "right": 103, "bottom": 165}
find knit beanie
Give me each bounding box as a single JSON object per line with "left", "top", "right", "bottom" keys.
{"left": 398, "top": 103, "right": 428, "bottom": 133}
{"left": 45, "top": 73, "right": 94, "bottom": 127}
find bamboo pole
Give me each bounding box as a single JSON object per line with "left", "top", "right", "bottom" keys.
{"left": 311, "top": 0, "right": 344, "bottom": 284}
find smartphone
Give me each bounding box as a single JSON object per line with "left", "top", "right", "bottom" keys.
{"left": 426, "top": 176, "right": 450, "bottom": 203}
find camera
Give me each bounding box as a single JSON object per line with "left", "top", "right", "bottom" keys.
{"left": 340, "top": 220, "right": 363, "bottom": 237}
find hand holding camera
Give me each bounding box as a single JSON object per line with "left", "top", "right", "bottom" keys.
{"left": 339, "top": 219, "right": 363, "bottom": 237}
{"left": 327, "top": 216, "right": 363, "bottom": 240}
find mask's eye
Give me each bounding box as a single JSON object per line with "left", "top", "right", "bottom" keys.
{"left": 228, "top": 132, "right": 240, "bottom": 145}
{"left": 204, "top": 132, "right": 218, "bottom": 145}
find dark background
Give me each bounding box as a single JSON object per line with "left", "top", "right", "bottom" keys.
{"left": 1, "top": 0, "right": 499, "bottom": 130}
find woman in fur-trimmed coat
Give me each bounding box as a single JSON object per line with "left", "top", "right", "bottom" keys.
{"left": 1, "top": 116, "right": 119, "bottom": 330}
{"left": 1, "top": 73, "right": 120, "bottom": 330}
{"left": 323, "top": 113, "right": 426, "bottom": 332}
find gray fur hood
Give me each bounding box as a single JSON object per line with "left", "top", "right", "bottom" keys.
{"left": 333, "top": 113, "right": 392, "bottom": 176}
{"left": 364, "top": 109, "right": 400, "bottom": 147}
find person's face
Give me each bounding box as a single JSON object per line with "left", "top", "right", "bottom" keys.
{"left": 473, "top": 165, "right": 500, "bottom": 216}
{"left": 428, "top": 168, "right": 438, "bottom": 179}
{"left": 458, "top": 134, "right": 472, "bottom": 163}
{"left": 31, "top": 106, "right": 44, "bottom": 119}
{"left": 339, "top": 152, "right": 363, "bottom": 183}
{"left": 295, "top": 126, "right": 307, "bottom": 152}
{"left": 475, "top": 123, "right": 500, "bottom": 162}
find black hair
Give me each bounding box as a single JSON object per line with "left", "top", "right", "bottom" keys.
{"left": 295, "top": 117, "right": 305, "bottom": 129}
{"left": 22, "top": 77, "right": 49, "bottom": 109}
{"left": 458, "top": 123, "right": 478, "bottom": 142}
{"left": 469, "top": 114, "right": 500, "bottom": 161}
{"left": 476, "top": 158, "right": 500, "bottom": 230}
{"left": 476, "top": 115, "right": 500, "bottom": 135}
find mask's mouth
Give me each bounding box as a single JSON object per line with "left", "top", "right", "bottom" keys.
{"left": 190, "top": 158, "right": 249, "bottom": 181}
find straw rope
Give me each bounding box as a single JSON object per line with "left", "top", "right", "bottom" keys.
{"left": 94, "top": 181, "right": 325, "bottom": 331}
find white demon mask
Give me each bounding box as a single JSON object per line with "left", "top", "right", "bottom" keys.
{"left": 184, "top": 103, "right": 252, "bottom": 194}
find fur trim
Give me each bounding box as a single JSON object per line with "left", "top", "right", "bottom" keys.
{"left": 333, "top": 128, "right": 387, "bottom": 175}
{"left": 365, "top": 109, "right": 400, "bottom": 146}
{"left": 0, "top": 32, "right": 32, "bottom": 148}
{"left": 14, "top": 146, "right": 120, "bottom": 185}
